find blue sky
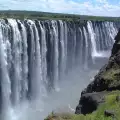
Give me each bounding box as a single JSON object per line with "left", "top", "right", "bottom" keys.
{"left": 0, "top": 0, "right": 120, "bottom": 16}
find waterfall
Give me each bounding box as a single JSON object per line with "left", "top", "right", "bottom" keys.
{"left": 39, "top": 22, "right": 47, "bottom": 96}
{"left": 87, "top": 21, "right": 119, "bottom": 59}
{"left": 87, "top": 21, "right": 97, "bottom": 58}
{"left": 0, "top": 21, "right": 11, "bottom": 118}
{"left": 83, "top": 27, "right": 89, "bottom": 68}
{"left": 0, "top": 18, "right": 119, "bottom": 120}
{"left": 59, "top": 20, "right": 65, "bottom": 80}
{"left": 26, "top": 20, "right": 44, "bottom": 99}
{"left": 18, "top": 20, "right": 28, "bottom": 101}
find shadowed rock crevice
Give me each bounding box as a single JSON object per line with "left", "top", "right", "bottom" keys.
{"left": 75, "top": 92, "right": 106, "bottom": 114}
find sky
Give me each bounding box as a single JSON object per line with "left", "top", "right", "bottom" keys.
{"left": 0, "top": 0, "right": 120, "bottom": 17}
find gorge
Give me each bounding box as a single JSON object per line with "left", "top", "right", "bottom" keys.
{"left": 0, "top": 18, "right": 120, "bottom": 120}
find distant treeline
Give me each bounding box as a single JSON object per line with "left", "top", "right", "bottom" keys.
{"left": 0, "top": 10, "right": 120, "bottom": 22}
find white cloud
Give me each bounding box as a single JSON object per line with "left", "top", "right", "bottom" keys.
{"left": 96, "top": 0, "right": 108, "bottom": 4}
{"left": 0, "top": 0, "right": 120, "bottom": 17}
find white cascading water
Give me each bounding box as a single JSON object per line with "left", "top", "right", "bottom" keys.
{"left": 27, "top": 20, "right": 43, "bottom": 99}
{"left": 0, "top": 18, "right": 119, "bottom": 120}
{"left": 18, "top": 20, "right": 28, "bottom": 101}
{"left": 87, "top": 21, "right": 118, "bottom": 59}
{"left": 78, "top": 28, "right": 83, "bottom": 65}
{"left": 72, "top": 25, "right": 77, "bottom": 67}
{"left": 87, "top": 21, "right": 98, "bottom": 58}
{"left": 63, "top": 22, "right": 68, "bottom": 74}
{"left": 83, "top": 27, "right": 88, "bottom": 69}
{"left": 0, "top": 21, "right": 11, "bottom": 120}
{"left": 51, "top": 20, "right": 59, "bottom": 91}
{"left": 8, "top": 19, "right": 22, "bottom": 105}
{"left": 39, "top": 22, "right": 47, "bottom": 96}
{"left": 59, "top": 20, "right": 66, "bottom": 80}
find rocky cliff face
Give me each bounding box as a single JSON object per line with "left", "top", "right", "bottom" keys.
{"left": 75, "top": 28, "right": 120, "bottom": 114}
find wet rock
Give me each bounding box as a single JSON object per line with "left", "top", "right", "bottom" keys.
{"left": 104, "top": 110, "right": 115, "bottom": 117}
{"left": 75, "top": 92, "right": 105, "bottom": 114}
{"left": 112, "top": 28, "right": 120, "bottom": 55}
{"left": 75, "top": 104, "right": 82, "bottom": 114}
{"left": 116, "top": 95, "right": 120, "bottom": 102}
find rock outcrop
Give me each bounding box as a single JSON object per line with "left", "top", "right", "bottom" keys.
{"left": 75, "top": 92, "right": 106, "bottom": 114}
{"left": 75, "top": 28, "right": 120, "bottom": 114}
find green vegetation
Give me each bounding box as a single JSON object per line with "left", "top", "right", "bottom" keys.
{"left": 101, "top": 62, "right": 120, "bottom": 88}
{"left": 0, "top": 10, "right": 120, "bottom": 22}
{"left": 45, "top": 91, "right": 120, "bottom": 120}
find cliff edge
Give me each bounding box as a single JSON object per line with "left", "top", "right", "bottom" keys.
{"left": 45, "top": 29, "right": 120, "bottom": 120}
{"left": 75, "top": 28, "right": 120, "bottom": 115}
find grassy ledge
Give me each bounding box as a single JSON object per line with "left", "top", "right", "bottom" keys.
{"left": 45, "top": 91, "right": 120, "bottom": 120}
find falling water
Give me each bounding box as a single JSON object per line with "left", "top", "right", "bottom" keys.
{"left": 39, "top": 22, "right": 47, "bottom": 96}
{"left": 0, "top": 19, "right": 119, "bottom": 120}
{"left": 0, "top": 21, "right": 11, "bottom": 120}
{"left": 87, "top": 21, "right": 98, "bottom": 58}
{"left": 83, "top": 27, "right": 89, "bottom": 68}
{"left": 18, "top": 20, "right": 28, "bottom": 101}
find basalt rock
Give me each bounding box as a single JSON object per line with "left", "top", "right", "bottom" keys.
{"left": 104, "top": 110, "right": 115, "bottom": 117}
{"left": 75, "top": 92, "right": 106, "bottom": 114}
{"left": 116, "top": 95, "right": 120, "bottom": 102}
